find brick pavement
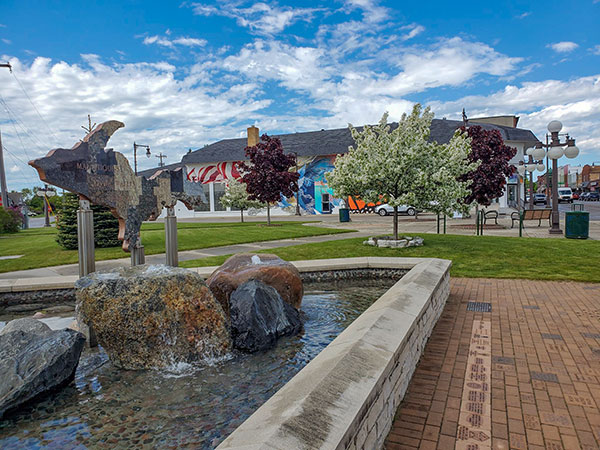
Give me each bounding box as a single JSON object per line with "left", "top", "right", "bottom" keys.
{"left": 385, "top": 278, "right": 600, "bottom": 450}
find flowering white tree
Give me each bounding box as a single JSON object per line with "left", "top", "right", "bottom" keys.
{"left": 220, "top": 179, "right": 264, "bottom": 223}
{"left": 327, "top": 104, "right": 476, "bottom": 240}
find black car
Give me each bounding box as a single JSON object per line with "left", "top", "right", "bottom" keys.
{"left": 588, "top": 192, "right": 600, "bottom": 201}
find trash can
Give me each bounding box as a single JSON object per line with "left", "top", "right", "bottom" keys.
{"left": 339, "top": 208, "right": 350, "bottom": 222}
{"left": 565, "top": 211, "right": 589, "bottom": 239}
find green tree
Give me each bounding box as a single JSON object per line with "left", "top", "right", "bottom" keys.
{"left": 56, "top": 193, "right": 121, "bottom": 250}
{"left": 219, "top": 179, "right": 264, "bottom": 222}
{"left": 327, "top": 104, "right": 475, "bottom": 240}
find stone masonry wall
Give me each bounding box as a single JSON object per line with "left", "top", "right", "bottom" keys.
{"left": 348, "top": 270, "right": 450, "bottom": 450}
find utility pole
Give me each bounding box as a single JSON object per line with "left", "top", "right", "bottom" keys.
{"left": 0, "top": 63, "right": 12, "bottom": 209}
{"left": 0, "top": 131, "right": 7, "bottom": 209}
{"left": 155, "top": 152, "right": 167, "bottom": 167}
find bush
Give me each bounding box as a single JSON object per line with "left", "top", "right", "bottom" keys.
{"left": 0, "top": 207, "right": 23, "bottom": 233}
{"left": 56, "top": 193, "right": 121, "bottom": 250}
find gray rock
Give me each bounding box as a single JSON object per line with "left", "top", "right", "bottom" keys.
{"left": 0, "top": 317, "right": 51, "bottom": 336}
{"left": 0, "top": 319, "right": 85, "bottom": 418}
{"left": 230, "top": 280, "right": 302, "bottom": 353}
{"left": 75, "top": 264, "right": 231, "bottom": 369}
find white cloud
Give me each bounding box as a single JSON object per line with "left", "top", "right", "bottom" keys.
{"left": 430, "top": 75, "right": 600, "bottom": 159}
{"left": 0, "top": 24, "right": 6, "bottom": 28}
{"left": 548, "top": 41, "right": 579, "bottom": 53}
{"left": 9, "top": 165, "right": 19, "bottom": 173}
{"left": 142, "top": 34, "right": 206, "bottom": 48}
{"left": 191, "top": 2, "right": 319, "bottom": 35}
{"left": 516, "top": 12, "right": 531, "bottom": 19}
{"left": 592, "top": 45, "right": 600, "bottom": 55}
{"left": 400, "top": 24, "right": 424, "bottom": 41}
{"left": 1, "top": 38, "right": 10, "bottom": 44}
{"left": 0, "top": 55, "right": 269, "bottom": 188}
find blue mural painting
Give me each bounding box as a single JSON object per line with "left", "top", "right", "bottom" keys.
{"left": 278, "top": 155, "right": 340, "bottom": 214}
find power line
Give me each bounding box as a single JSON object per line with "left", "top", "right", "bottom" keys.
{"left": 11, "top": 70, "right": 59, "bottom": 145}
{"left": 0, "top": 94, "right": 46, "bottom": 156}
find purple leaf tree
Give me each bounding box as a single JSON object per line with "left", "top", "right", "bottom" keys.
{"left": 459, "top": 125, "right": 517, "bottom": 207}
{"left": 239, "top": 134, "right": 299, "bottom": 225}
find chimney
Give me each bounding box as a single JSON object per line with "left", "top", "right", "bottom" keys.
{"left": 247, "top": 126, "right": 259, "bottom": 147}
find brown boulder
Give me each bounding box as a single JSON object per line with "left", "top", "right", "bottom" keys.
{"left": 75, "top": 265, "right": 231, "bottom": 370}
{"left": 207, "top": 253, "right": 303, "bottom": 314}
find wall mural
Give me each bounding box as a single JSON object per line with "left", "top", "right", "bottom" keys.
{"left": 186, "top": 155, "right": 349, "bottom": 215}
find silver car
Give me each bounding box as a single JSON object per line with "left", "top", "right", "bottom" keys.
{"left": 374, "top": 204, "right": 416, "bottom": 216}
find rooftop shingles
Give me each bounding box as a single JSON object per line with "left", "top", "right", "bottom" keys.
{"left": 178, "top": 118, "right": 539, "bottom": 165}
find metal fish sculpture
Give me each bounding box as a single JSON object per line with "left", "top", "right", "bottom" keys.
{"left": 29, "top": 120, "right": 205, "bottom": 251}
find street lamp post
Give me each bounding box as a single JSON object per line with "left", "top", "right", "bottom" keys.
{"left": 133, "top": 142, "right": 151, "bottom": 175}
{"left": 516, "top": 152, "right": 545, "bottom": 209}
{"left": 533, "top": 120, "right": 579, "bottom": 234}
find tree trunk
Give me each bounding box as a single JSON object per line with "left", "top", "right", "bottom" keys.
{"left": 240, "top": 208, "right": 244, "bottom": 223}
{"left": 393, "top": 205, "right": 399, "bottom": 240}
{"left": 267, "top": 204, "right": 271, "bottom": 226}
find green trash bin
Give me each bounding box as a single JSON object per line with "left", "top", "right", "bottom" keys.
{"left": 339, "top": 208, "right": 350, "bottom": 222}
{"left": 565, "top": 211, "right": 589, "bottom": 239}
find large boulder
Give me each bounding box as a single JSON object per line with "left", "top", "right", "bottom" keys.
{"left": 230, "top": 280, "right": 302, "bottom": 353}
{"left": 75, "top": 265, "right": 232, "bottom": 370}
{"left": 207, "top": 253, "right": 303, "bottom": 315}
{"left": 0, "top": 318, "right": 85, "bottom": 418}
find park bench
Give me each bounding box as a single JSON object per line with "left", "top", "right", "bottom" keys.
{"left": 511, "top": 209, "right": 552, "bottom": 228}
{"left": 483, "top": 210, "right": 498, "bottom": 225}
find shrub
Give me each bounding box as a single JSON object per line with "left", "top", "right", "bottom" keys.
{"left": 56, "top": 193, "right": 121, "bottom": 250}
{"left": 0, "top": 206, "right": 23, "bottom": 233}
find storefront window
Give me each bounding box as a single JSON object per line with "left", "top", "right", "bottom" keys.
{"left": 214, "top": 183, "right": 227, "bottom": 211}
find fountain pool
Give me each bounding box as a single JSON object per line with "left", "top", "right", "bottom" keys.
{"left": 0, "top": 279, "right": 397, "bottom": 449}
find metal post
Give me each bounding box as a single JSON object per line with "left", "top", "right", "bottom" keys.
{"left": 76, "top": 198, "right": 97, "bottom": 347}
{"left": 476, "top": 210, "right": 480, "bottom": 236}
{"left": 437, "top": 214, "right": 440, "bottom": 234}
{"left": 77, "top": 198, "right": 95, "bottom": 277}
{"left": 165, "top": 207, "right": 178, "bottom": 267}
{"left": 443, "top": 215, "right": 446, "bottom": 234}
{"left": 131, "top": 233, "right": 145, "bottom": 266}
{"left": 550, "top": 156, "right": 562, "bottom": 234}
{"left": 528, "top": 155, "right": 534, "bottom": 209}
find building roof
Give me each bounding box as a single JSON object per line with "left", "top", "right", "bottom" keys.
{"left": 137, "top": 162, "right": 184, "bottom": 178}
{"left": 182, "top": 118, "right": 539, "bottom": 165}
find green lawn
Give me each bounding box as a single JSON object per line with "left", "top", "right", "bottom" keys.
{"left": 0, "top": 222, "right": 352, "bottom": 273}
{"left": 180, "top": 234, "right": 600, "bottom": 283}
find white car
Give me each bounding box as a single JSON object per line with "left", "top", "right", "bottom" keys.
{"left": 374, "top": 204, "right": 416, "bottom": 216}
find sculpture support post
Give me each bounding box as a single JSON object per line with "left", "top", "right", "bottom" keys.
{"left": 131, "top": 234, "right": 145, "bottom": 266}
{"left": 77, "top": 198, "right": 97, "bottom": 347}
{"left": 165, "top": 207, "right": 178, "bottom": 267}
{"left": 77, "top": 198, "right": 95, "bottom": 277}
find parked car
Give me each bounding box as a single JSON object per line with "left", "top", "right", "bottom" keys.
{"left": 558, "top": 188, "right": 573, "bottom": 203}
{"left": 580, "top": 192, "right": 590, "bottom": 201}
{"left": 572, "top": 192, "right": 580, "bottom": 200}
{"left": 588, "top": 192, "right": 600, "bottom": 201}
{"left": 533, "top": 194, "right": 547, "bottom": 205}
{"left": 374, "top": 204, "right": 417, "bottom": 216}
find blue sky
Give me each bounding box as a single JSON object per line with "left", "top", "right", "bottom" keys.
{"left": 0, "top": 0, "right": 599, "bottom": 190}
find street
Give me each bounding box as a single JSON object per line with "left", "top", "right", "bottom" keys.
{"left": 536, "top": 200, "right": 600, "bottom": 220}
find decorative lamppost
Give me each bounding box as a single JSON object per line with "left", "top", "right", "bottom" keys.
{"left": 516, "top": 152, "right": 545, "bottom": 209}
{"left": 532, "top": 120, "right": 579, "bottom": 234}
{"left": 133, "top": 142, "right": 151, "bottom": 175}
